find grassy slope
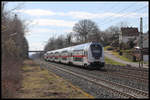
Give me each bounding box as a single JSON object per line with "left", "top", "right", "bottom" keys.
{"left": 17, "top": 60, "right": 93, "bottom": 98}
{"left": 104, "top": 46, "right": 136, "bottom": 63}
{"left": 111, "top": 51, "right": 133, "bottom": 62}
{"left": 105, "top": 56, "right": 126, "bottom": 66}
{"left": 104, "top": 46, "right": 112, "bottom": 51}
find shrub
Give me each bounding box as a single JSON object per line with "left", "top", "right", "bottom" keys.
{"left": 2, "top": 3, "right": 28, "bottom": 98}
{"left": 119, "top": 51, "right": 123, "bottom": 55}
{"left": 116, "top": 49, "right": 120, "bottom": 52}
{"left": 107, "top": 47, "right": 114, "bottom": 50}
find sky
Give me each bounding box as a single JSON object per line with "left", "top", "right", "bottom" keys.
{"left": 5, "top": 1, "right": 149, "bottom": 53}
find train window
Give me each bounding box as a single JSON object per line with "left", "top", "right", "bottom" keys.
{"left": 84, "top": 51, "right": 87, "bottom": 55}
{"left": 73, "top": 57, "right": 83, "bottom": 62}
{"left": 62, "top": 50, "right": 67, "bottom": 53}
{"left": 55, "top": 52, "right": 59, "bottom": 54}
{"left": 73, "top": 50, "right": 83, "bottom": 54}
{"left": 72, "top": 50, "right": 84, "bottom": 62}
{"left": 62, "top": 57, "right": 67, "bottom": 60}
{"left": 90, "top": 44, "right": 102, "bottom": 58}
{"left": 70, "top": 53, "right": 72, "bottom": 56}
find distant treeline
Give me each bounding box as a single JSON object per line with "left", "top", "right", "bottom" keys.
{"left": 44, "top": 19, "right": 122, "bottom": 52}
{"left": 2, "top": 2, "right": 29, "bottom": 98}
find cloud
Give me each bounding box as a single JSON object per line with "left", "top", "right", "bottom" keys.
{"left": 32, "top": 19, "right": 76, "bottom": 27}
{"left": 16, "top": 9, "right": 148, "bottom": 19}
{"left": 16, "top": 9, "right": 55, "bottom": 16}
{"left": 64, "top": 11, "right": 148, "bottom": 19}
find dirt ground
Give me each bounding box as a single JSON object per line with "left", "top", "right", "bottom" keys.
{"left": 16, "top": 60, "right": 93, "bottom": 98}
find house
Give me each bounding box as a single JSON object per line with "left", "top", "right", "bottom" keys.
{"left": 119, "top": 27, "right": 139, "bottom": 44}
{"left": 133, "top": 32, "right": 149, "bottom": 62}
{"left": 143, "top": 33, "right": 149, "bottom": 48}
{"left": 140, "top": 33, "right": 149, "bottom": 62}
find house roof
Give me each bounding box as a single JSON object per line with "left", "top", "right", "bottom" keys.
{"left": 121, "top": 27, "right": 139, "bottom": 36}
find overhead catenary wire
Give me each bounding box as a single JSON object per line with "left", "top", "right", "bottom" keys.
{"left": 99, "top": 3, "right": 141, "bottom": 25}
{"left": 100, "top": 5, "right": 148, "bottom": 27}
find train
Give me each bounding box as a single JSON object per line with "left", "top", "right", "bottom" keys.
{"left": 43, "top": 42, "right": 105, "bottom": 69}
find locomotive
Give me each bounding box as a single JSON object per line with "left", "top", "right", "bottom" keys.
{"left": 44, "top": 42, "right": 105, "bottom": 69}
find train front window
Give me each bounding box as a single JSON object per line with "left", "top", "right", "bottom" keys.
{"left": 92, "top": 50, "right": 100, "bottom": 53}
{"left": 90, "top": 44, "right": 102, "bottom": 59}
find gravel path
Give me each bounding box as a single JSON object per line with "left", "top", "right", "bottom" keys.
{"left": 104, "top": 50, "right": 148, "bottom": 68}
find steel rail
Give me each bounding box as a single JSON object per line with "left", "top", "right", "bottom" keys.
{"left": 50, "top": 62, "right": 148, "bottom": 98}
{"left": 105, "top": 65, "right": 148, "bottom": 73}
{"left": 98, "top": 70, "right": 148, "bottom": 83}
{"left": 50, "top": 61, "right": 148, "bottom": 84}
{"left": 43, "top": 61, "right": 148, "bottom": 98}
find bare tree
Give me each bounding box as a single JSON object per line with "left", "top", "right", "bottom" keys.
{"left": 2, "top": 2, "right": 29, "bottom": 98}
{"left": 44, "top": 37, "right": 55, "bottom": 51}
{"left": 104, "top": 25, "right": 120, "bottom": 46}
{"left": 65, "top": 32, "right": 73, "bottom": 46}
{"left": 73, "top": 19, "right": 100, "bottom": 43}
{"left": 55, "top": 35, "right": 65, "bottom": 49}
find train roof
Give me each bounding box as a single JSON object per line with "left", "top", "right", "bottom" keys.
{"left": 71, "top": 42, "right": 102, "bottom": 50}
{"left": 71, "top": 42, "right": 91, "bottom": 50}
{"left": 46, "top": 42, "right": 102, "bottom": 53}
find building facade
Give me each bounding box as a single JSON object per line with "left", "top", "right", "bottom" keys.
{"left": 119, "top": 27, "right": 139, "bottom": 44}
{"left": 133, "top": 32, "right": 149, "bottom": 62}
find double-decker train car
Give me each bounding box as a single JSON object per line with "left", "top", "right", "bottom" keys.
{"left": 44, "top": 42, "right": 105, "bottom": 69}
{"left": 44, "top": 53, "right": 48, "bottom": 61}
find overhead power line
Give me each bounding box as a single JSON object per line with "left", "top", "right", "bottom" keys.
{"left": 100, "top": 5, "right": 148, "bottom": 26}
{"left": 99, "top": 3, "right": 140, "bottom": 25}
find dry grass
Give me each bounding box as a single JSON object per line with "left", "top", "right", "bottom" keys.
{"left": 17, "top": 59, "right": 93, "bottom": 98}
{"left": 2, "top": 57, "right": 23, "bottom": 98}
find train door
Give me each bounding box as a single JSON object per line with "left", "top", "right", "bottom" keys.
{"left": 68, "top": 51, "right": 72, "bottom": 64}
{"left": 61, "top": 50, "right": 68, "bottom": 64}
{"left": 72, "top": 50, "right": 84, "bottom": 66}
{"left": 55, "top": 52, "right": 59, "bottom": 62}
{"left": 83, "top": 50, "right": 88, "bottom": 65}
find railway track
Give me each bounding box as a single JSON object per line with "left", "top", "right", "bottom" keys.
{"left": 40, "top": 60, "right": 148, "bottom": 98}
{"left": 43, "top": 60, "right": 148, "bottom": 91}
{"left": 94, "top": 69, "right": 148, "bottom": 83}
{"left": 50, "top": 62, "right": 148, "bottom": 91}
{"left": 105, "top": 64, "right": 148, "bottom": 77}
{"left": 50, "top": 62, "right": 148, "bottom": 85}
{"left": 87, "top": 69, "right": 148, "bottom": 92}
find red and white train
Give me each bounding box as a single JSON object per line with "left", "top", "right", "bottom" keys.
{"left": 44, "top": 42, "right": 105, "bottom": 69}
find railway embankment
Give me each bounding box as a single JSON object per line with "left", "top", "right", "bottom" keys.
{"left": 16, "top": 59, "right": 93, "bottom": 98}
{"left": 36, "top": 59, "right": 148, "bottom": 98}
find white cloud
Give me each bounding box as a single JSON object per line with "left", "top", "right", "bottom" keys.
{"left": 32, "top": 19, "right": 76, "bottom": 27}
{"left": 16, "top": 9, "right": 55, "bottom": 16}
{"left": 16, "top": 9, "right": 148, "bottom": 19}
{"left": 64, "top": 11, "right": 148, "bottom": 19}
{"left": 67, "top": 11, "right": 97, "bottom": 19}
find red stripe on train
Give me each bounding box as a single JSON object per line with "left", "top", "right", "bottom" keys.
{"left": 48, "top": 55, "right": 87, "bottom": 58}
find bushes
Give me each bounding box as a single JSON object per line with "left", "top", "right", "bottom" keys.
{"left": 123, "top": 52, "right": 134, "bottom": 61}
{"left": 105, "top": 46, "right": 114, "bottom": 50}
{"left": 119, "top": 51, "right": 123, "bottom": 55}
{"left": 2, "top": 3, "right": 29, "bottom": 98}
{"left": 107, "top": 47, "right": 114, "bottom": 50}
{"left": 2, "top": 58, "right": 22, "bottom": 98}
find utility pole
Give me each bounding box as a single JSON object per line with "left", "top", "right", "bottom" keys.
{"left": 139, "top": 17, "right": 143, "bottom": 68}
